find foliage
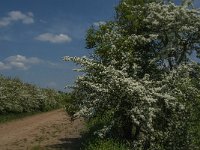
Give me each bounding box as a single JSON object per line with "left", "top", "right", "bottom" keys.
{"left": 0, "top": 75, "right": 62, "bottom": 114}
{"left": 65, "top": 57, "right": 198, "bottom": 149}
{"left": 84, "top": 138, "right": 128, "bottom": 150}
{"left": 60, "top": 92, "right": 79, "bottom": 116}
{"left": 64, "top": 0, "right": 200, "bottom": 149}
{"left": 0, "top": 111, "right": 39, "bottom": 123}
{"left": 164, "top": 63, "right": 200, "bottom": 149}
{"left": 87, "top": 0, "right": 200, "bottom": 78}
{"left": 81, "top": 113, "right": 128, "bottom": 150}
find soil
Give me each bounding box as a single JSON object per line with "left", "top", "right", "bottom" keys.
{"left": 0, "top": 109, "right": 85, "bottom": 150}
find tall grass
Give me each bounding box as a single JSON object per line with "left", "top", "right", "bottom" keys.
{"left": 80, "top": 112, "right": 129, "bottom": 150}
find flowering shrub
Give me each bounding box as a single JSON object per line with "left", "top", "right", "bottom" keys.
{"left": 64, "top": 0, "right": 200, "bottom": 149}
{"left": 0, "top": 76, "right": 61, "bottom": 114}
{"left": 64, "top": 57, "right": 200, "bottom": 149}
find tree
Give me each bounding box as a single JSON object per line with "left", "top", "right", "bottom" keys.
{"left": 87, "top": 0, "right": 200, "bottom": 77}
{"left": 64, "top": 0, "right": 200, "bottom": 149}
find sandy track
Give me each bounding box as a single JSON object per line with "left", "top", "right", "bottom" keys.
{"left": 0, "top": 109, "right": 84, "bottom": 150}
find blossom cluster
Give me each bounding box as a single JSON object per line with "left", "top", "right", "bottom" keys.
{"left": 64, "top": 56, "right": 191, "bottom": 148}
{"left": 64, "top": 0, "right": 200, "bottom": 149}
{"left": 0, "top": 76, "right": 61, "bottom": 114}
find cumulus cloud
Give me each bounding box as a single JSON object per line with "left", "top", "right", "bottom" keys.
{"left": 93, "top": 21, "right": 106, "bottom": 27}
{"left": 0, "top": 62, "right": 11, "bottom": 70}
{"left": 0, "top": 55, "right": 41, "bottom": 70}
{"left": 0, "top": 55, "right": 66, "bottom": 71}
{"left": 35, "top": 33, "right": 72, "bottom": 44}
{"left": 0, "top": 11, "right": 34, "bottom": 27}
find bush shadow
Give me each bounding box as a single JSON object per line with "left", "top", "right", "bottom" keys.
{"left": 45, "top": 137, "right": 82, "bottom": 150}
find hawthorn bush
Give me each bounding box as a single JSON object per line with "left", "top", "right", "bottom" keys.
{"left": 0, "top": 75, "right": 62, "bottom": 114}
{"left": 64, "top": 0, "right": 200, "bottom": 149}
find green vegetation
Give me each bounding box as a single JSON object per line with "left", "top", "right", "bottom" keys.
{"left": 85, "top": 138, "right": 128, "bottom": 150}
{"left": 30, "top": 145, "right": 45, "bottom": 150}
{"left": 0, "top": 75, "right": 61, "bottom": 114}
{"left": 81, "top": 112, "right": 129, "bottom": 150}
{"left": 64, "top": 0, "right": 200, "bottom": 149}
{"left": 0, "top": 75, "right": 71, "bottom": 122}
{"left": 0, "top": 111, "right": 40, "bottom": 123}
{"left": 61, "top": 92, "right": 79, "bottom": 116}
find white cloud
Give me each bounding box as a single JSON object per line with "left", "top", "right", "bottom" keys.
{"left": 0, "top": 55, "right": 67, "bottom": 71}
{"left": 93, "top": 21, "right": 106, "bottom": 27}
{"left": 0, "top": 62, "right": 11, "bottom": 70}
{"left": 35, "top": 33, "right": 72, "bottom": 44}
{"left": 0, "top": 55, "right": 41, "bottom": 70}
{"left": 5, "top": 55, "right": 41, "bottom": 64}
{"left": 0, "top": 11, "right": 34, "bottom": 27}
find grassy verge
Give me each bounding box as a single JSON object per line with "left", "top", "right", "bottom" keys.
{"left": 0, "top": 111, "right": 43, "bottom": 124}
{"left": 79, "top": 112, "right": 129, "bottom": 150}
{"left": 0, "top": 106, "right": 62, "bottom": 124}
{"left": 63, "top": 96, "right": 129, "bottom": 150}
{"left": 84, "top": 138, "right": 128, "bottom": 150}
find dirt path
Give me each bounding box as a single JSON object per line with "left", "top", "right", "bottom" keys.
{"left": 0, "top": 109, "right": 84, "bottom": 150}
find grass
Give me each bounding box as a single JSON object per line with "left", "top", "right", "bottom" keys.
{"left": 30, "top": 145, "right": 45, "bottom": 150}
{"left": 0, "top": 111, "right": 42, "bottom": 124}
{"left": 80, "top": 112, "right": 129, "bottom": 150}
{"left": 84, "top": 138, "right": 128, "bottom": 150}
{"left": 0, "top": 105, "right": 64, "bottom": 124}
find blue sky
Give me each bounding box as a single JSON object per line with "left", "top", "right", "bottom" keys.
{"left": 0, "top": 0, "right": 199, "bottom": 91}
{"left": 0, "top": 0, "right": 119, "bottom": 91}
